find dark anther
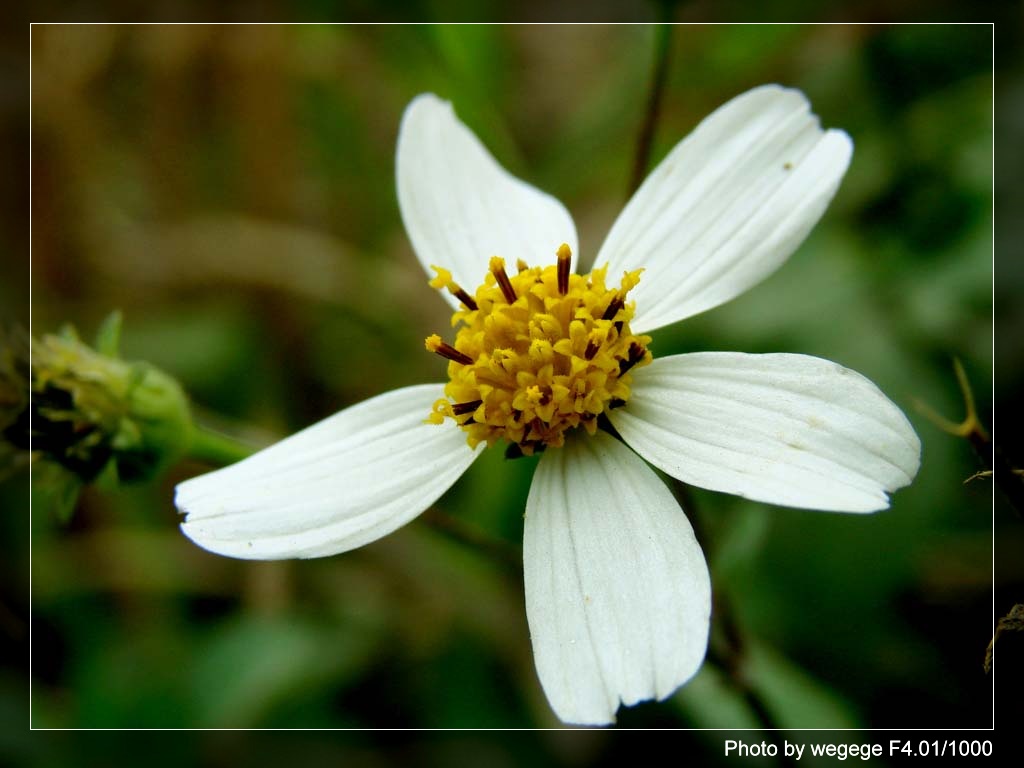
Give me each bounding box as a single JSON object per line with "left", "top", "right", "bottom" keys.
{"left": 431, "top": 340, "right": 474, "bottom": 366}
{"left": 584, "top": 339, "right": 600, "bottom": 360}
{"left": 614, "top": 321, "right": 623, "bottom": 334}
{"left": 602, "top": 294, "right": 625, "bottom": 321}
{"left": 557, "top": 251, "right": 571, "bottom": 295}
{"left": 492, "top": 261, "right": 517, "bottom": 303}
{"left": 618, "top": 343, "right": 647, "bottom": 375}
{"left": 452, "top": 399, "right": 482, "bottom": 416}
{"left": 452, "top": 287, "right": 478, "bottom": 311}
{"left": 608, "top": 397, "right": 627, "bottom": 409}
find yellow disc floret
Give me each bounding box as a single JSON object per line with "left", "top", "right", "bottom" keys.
{"left": 425, "top": 244, "right": 652, "bottom": 456}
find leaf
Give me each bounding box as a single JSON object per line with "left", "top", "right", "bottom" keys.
{"left": 191, "top": 615, "right": 375, "bottom": 727}
{"left": 93, "top": 310, "right": 123, "bottom": 357}
{"left": 744, "top": 640, "right": 863, "bottom": 728}
{"left": 673, "top": 664, "right": 764, "bottom": 728}
{"left": 674, "top": 642, "right": 861, "bottom": 728}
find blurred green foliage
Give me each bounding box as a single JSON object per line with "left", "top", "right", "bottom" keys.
{"left": 12, "top": 20, "right": 1000, "bottom": 755}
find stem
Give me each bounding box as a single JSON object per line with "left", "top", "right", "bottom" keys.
{"left": 708, "top": 591, "right": 792, "bottom": 742}
{"left": 985, "top": 603, "right": 1024, "bottom": 673}
{"left": 187, "top": 424, "right": 257, "bottom": 466}
{"left": 915, "top": 358, "right": 1022, "bottom": 515}
{"left": 671, "top": 478, "right": 790, "bottom": 735}
{"left": 628, "top": 16, "right": 674, "bottom": 197}
{"left": 421, "top": 507, "right": 523, "bottom": 577}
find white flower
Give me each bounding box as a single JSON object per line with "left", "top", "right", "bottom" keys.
{"left": 175, "top": 86, "right": 921, "bottom": 726}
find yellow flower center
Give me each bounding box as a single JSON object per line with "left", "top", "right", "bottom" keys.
{"left": 424, "top": 244, "right": 652, "bottom": 456}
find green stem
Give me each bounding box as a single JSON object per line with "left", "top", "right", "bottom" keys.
{"left": 188, "top": 424, "right": 257, "bottom": 466}
{"left": 628, "top": 16, "right": 674, "bottom": 197}
{"left": 671, "top": 477, "right": 790, "bottom": 735}
{"left": 421, "top": 507, "right": 523, "bottom": 577}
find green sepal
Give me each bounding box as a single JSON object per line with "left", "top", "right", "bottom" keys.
{"left": 93, "top": 310, "right": 123, "bottom": 358}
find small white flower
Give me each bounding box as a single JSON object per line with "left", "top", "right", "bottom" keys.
{"left": 176, "top": 86, "right": 921, "bottom": 726}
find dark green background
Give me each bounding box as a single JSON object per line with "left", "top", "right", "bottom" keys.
{"left": 7, "top": 18, "right": 1010, "bottom": 765}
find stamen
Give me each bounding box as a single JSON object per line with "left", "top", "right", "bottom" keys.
{"left": 602, "top": 295, "right": 625, "bottom": 321}
{"left": 428, "top": 265, "right": 454, "bottom": 290}
{"left": 450, "top": 284, "right": 478, "bottom": 311}
{"left": 425, "top": 252, "right": 652, "bottom": 453}
{"left": 451, "top": 399, "right": 482, "bottom": 416}
{"left": 556, "top": 243, "right": 571, "bottom": 295}
{"left": 489, "top": 256, "right": 517, "bottom": 304}
{"left": 430, "top": 266, "right": 479, "bottom": 310}
{"left": 618, "top": 342, "right": 647, "bottom": 375}
{"left": 425, "top": 334, "right": 474, "bottom": 365}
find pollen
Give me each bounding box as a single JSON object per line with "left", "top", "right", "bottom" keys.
{"left": 425, "top": 244, "right": 652, "bottom": 456}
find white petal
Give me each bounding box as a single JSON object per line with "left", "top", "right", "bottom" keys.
{"left": 597, "top": 85, "right": 853, "bottom": 333}
{"left": 176, "top": 384, "right": 481, "bottom": 559}
{"left": 610, "top": 353, "right": 921, "bottom": 512}
{"left": 397, "top": 93, "right": 578, "bottom": 309}
{"left": 523, "top": 430, "right": 711, "bottom": 726}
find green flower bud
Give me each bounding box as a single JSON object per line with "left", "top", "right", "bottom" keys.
{"left": 25, "top": 321, "right": 193, "bottom": 484}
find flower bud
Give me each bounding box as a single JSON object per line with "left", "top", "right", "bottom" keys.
{"left": 25, "top": 322, "right": 192, "bottom": 484}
